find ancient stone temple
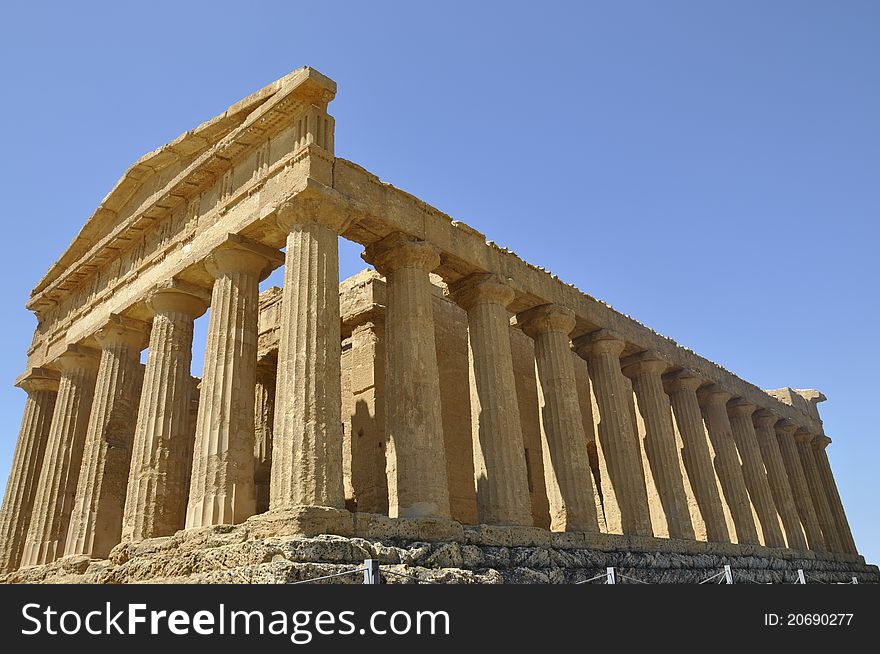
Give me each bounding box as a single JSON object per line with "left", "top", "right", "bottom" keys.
{"left": 0, "top": 68, "right": 875, "bottom": 583}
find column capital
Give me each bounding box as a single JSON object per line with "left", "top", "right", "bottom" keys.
{"left": 515, "top": 303, "right": 576, "bottom": 338}
{"left": 697, "top": 384, "right": 732, "bottom": 406}
{"left": 662, "top": 368, "right": 706, "bottom": 393}
{"left": 794, "top": 428, "right": 816, "bottom": 445}
{"left": 752, "top": 409, "right": 780, "bottom": 429}
{"left": 621, "top": 350, "right": 669, "bottom": 377}
{"left": 147, "top": 279, "right": 210, "bottom": 319}
{"left": 572, "top": 328, "right": 626, "bottom": 358}
{"left": 774, "top": 419, "right": 798, "bottom": 437}
{"left": 15, "top": 367, "right": 60, "bottom": 394}
{"left": 205, "top": 234, "right": 284, "bottom": 281}
{"left": 447, "top": 273, "right": 515, "bottom": 311}
{"left": 727, "top": 398, "right": 757, "bottom": 418}
{"left": 95, "top": 314, "right": 151, "bottom": 350}
{"left": 50, "top": 344, "right": 101, "bottom": 373}
{"left": 275, "top": 196, "right": 353, "bottom": 234}
{"left": 362, "top": 232, "right": 441, "bottom": 275}
{"left": 813, "top": 435, "right": 832, "bottom": 450}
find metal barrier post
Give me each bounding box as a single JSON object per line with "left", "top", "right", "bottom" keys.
{"left": 364, "top": 559, "right": 381, "bottom": 585}
{"left": 723, "top": 564, "right": 734, "bottom": 584}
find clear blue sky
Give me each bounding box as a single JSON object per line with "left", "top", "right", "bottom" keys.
{"left": 1, "top": 1, "right": 877, "bottom": 563}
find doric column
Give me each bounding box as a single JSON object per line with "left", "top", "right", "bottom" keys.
{"left": 362, "top": 232, "right": 450, "bottom": 519}
{"left": 517, "top": 305, "right": 597, "bottom": 532}
{"left": 122, "top": 283, "right": 208, "bottom": 542}
{"left": 727, "top": 399, "right": 785, "bottom": 548}
{"left": 271, "top": 203, "right": 347, "bottom": 515}
{"left": 0, "top": 369, "right": 59, "bottom": 572}
{"left": 21, "top": 347, "right": 99, "bottom": 566}
{"left": 186, "top": 238, "right": 281, "bottom": 528}
{"left": 574, "top": 330, "right": 651, "bottom": 536}
{"left": 796, "top": 429, "right": 842, "bottom": 552}
{"left": 812, "top": 436, "right": 857, "bottom": 554}
{"left": 775, "top": 421, "right": 825, "bottom": 551}
{"left": 621, "top": 352, "right": 694, "bottom": 541}
{"left": 64, "top": 317, "right": 147, "bottom": 558}
{"left": 663, "top": 370, "right": 728, "bottom": 542}
{"left": 450, "top": 273, "right": 532, "bottom": 527}
{"left": 752, "top": 410, "right": 807, "bottom": 550}
{"left": 697, "top": 386, "right": 759, "bottom": 545}
{"left": 254, "top": 355, "right": 276, "bottom": 515}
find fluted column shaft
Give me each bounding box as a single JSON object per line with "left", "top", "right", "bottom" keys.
{"left": 254, "top": 357, "right": 276, "bottom": 515}
{"left": 22, "top": 348, "right": 99, "bottom": 566}
{"left": 664, "top": 372, "right": 728, "bottom": 542}
{"left": 622, "top": 354, "right": 694, "bottom": 540}
{"left": 728, "top": 400, "right": 785, "bottom": 548}
{"left": 187, "top": 243, "right": 278, "bottom": 528}
{"left": 65, "top": 320, "right": 146, "bottom": 558}
{"left": 0, "top": 370, "right": 58, "bottom": 571}
{"left": 272, "top": 210, "right": 346, "bottom": 511}
{"left": 698, "top": 387, "right": 758, "bottom": 545}
{"left": 451, "top": 274, "right": 532, "bottom": 526}
{"left": 775, "top": 422, "right": 825, "bottom": 551}
{"left": 518, "top": 305, "right": 597, "bottom": 532}
{"left": 813, "top": 436, "right": 857, "bottom": 554}
{"left": 122, "top": 286, "right": 207, "bottom": 542}
{"left": 796, "top": 429, "right": 842, "bottom": 552}
{"left": 575, "top": 331, "right": 651, "bottom": 536}
{"left": 753, "top": 411, "right": 807, "bottom": 550}
{"left": 363, "top": 233, "right": 450, "bottom": 519}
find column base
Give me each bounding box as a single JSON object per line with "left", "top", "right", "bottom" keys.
{"left": 247, "top": 506, "right": 353, "bottom": 539}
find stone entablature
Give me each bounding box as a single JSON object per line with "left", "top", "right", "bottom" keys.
{"left": 0, "top": 67, "right": 866, "bottom": 580}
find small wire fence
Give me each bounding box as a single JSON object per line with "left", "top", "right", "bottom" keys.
{"left": 284, "top": 560, "right": 862, "bottom": 585}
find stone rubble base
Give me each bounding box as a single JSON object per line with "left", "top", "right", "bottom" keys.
{"left": 3, "top": 511, "right": 876, "bottom": 584}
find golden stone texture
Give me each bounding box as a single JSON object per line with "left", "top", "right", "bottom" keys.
{"left": 1, "top": 67, "right": 868, "bottom": 581}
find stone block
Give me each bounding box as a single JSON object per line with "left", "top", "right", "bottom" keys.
{"left": 246, "top": 506, "right": 353, "bottom": 539}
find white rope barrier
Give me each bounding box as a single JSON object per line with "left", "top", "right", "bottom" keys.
{"left": 288, "top": 568, "right": 367, "bottom": 585}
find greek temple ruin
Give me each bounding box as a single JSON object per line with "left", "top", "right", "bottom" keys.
{"left": 0, "top": 67, "right": 873, "bottom": 583}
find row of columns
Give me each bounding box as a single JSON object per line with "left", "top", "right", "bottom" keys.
{"left": 0, "top": 219, "right": 860, "bottom": 571}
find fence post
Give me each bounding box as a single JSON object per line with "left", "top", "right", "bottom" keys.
{"left": 796, "top": 569, "right": 806, "bottom": 584}
{"left": 606, "top": 567, "right": 616, "bottom": 585}
{"left": 364, "top": 559, "right": 381, "bottom": 585}
{"left": 723, "top": 564, "right": 734, "bottom": 585}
